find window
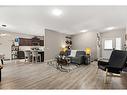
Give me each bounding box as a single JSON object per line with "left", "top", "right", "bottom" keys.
{"left": 104, "top": 40, "right": 112, "bottom": 49}
{"left": 116, "top": 37, "right": 121, "bottom": 50}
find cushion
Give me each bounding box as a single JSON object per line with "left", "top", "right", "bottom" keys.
{"left": 69, "top": 50, "right": 77, "bottom": 57}
{"left": 76, "top": 51, "right": 86, "bottom": 57}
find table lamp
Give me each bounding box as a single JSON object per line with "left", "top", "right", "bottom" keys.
{"left": 60, "top": 47, "right": 68, "bottom": 56}
{"left": 85, "top": 48, "right": 91, "bottom": 55}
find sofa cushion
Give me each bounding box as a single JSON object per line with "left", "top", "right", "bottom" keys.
{"left": 69, "top": 50, "right": 77, "bottom": 57}
{"left": 76, "top": 51, "right": 86, "bottom": 57}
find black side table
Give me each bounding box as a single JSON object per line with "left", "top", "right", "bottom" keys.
{"left": 86, "top": 54, "right": 90, "bottom": 64}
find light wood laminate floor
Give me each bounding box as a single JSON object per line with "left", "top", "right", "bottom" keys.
{"left": 0, "top": 60, "right": 127, "bottom": 89}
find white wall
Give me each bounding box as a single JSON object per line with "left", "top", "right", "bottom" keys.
{"left": 44, "top": 29, "right": 67, "bottom": 61}
{"left": 0, "top": 36, "right": 12, "bottom": 59}
{"left": 100, "top": 28, "right": 126, "bottom": 59}
{"left": 72, "top": 31, "right": 97, "bottom": 61}
{"left": 0, "top": 30, "right": 36, "bottom": 59}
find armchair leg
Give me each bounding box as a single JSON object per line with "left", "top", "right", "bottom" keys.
{"left": 1, "top": 59, "right": 3, "bottom": 65}
{"left": 104, "top": 68, "right": 108, "bottom": 84}
{"left": 96, "top": 67, "right": 99, "bottom": 74}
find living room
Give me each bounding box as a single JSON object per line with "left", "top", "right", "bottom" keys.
{"left": 0, "top": 5, "right": 127, "bottom": 92}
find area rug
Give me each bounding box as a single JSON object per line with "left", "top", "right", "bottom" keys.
{"left": 47, "top": 60, "right": 80, "bottom": 72}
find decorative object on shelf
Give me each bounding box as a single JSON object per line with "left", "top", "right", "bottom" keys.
{"left": 59, "top": 36, "right": 72, "bottom": 56}
{"left": 124, "top": 34, "right": 127, "bottom": 50}
{"left": 97, "top": 33, "right": 101, "bottom": 47}
{"left": 11, "top": 41, "right": 19, "bottom": 60}
{"left": 124, "top": 44, "right": 127, "bottom": 51}
{"left": 125, "top": 34, "right": 127, "bottom": 40}
{"left": 15, "top": 36, "right": 19, "bottom": 46}
{"left": 65, "top": 36, "right": 72, "bottom": 50}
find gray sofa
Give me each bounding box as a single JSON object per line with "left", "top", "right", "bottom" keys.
{"left": 67, "top": 50, "right": 89, "bottom": 65}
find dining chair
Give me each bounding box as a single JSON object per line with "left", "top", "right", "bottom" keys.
{"left": 24, "top": 50, "right": 31, "bottom": 62}
{"left": 32, "top": 50, "right": 41, "bottom": 63}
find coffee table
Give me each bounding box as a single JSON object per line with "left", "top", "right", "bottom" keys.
{"left": 56, "top": 56, "right": 71, "bottom": 72}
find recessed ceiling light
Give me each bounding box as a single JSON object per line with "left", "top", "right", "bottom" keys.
{"left": 1, "top": 24, "right": 7, "bottom": 27}
{"left": 0, "top": 33, "right": 7, "bottom": 36}
{"left": 105, "top": 27, "right": 115, "bottom": 30}
{"left": 80, "top": 29, "right": 88, "bottom": 33}
{"left": 52, "top": 8, "right": 62, "bottom": 16}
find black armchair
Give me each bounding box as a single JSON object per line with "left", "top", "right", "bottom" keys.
{"left": 97, "top": 50, "right": 127, "bottom": 83}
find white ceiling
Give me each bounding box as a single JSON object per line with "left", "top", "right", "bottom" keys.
{"left": 0, "top": 6, "right": 127, "bottom": 36}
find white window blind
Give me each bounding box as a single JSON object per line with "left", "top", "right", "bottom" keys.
{"left": 104, "top": 40, "right": 112, "bottom": 49}
{"left": 116, "top": 37, "right": 121, "bottom": 50}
